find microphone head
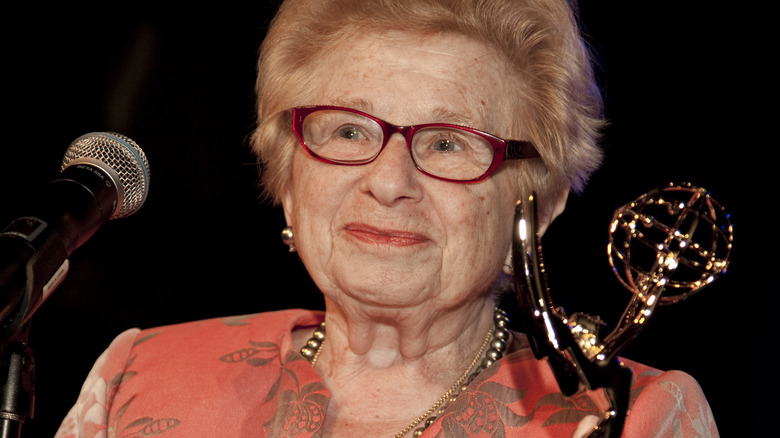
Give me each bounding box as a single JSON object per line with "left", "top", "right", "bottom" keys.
{"left": 61, "top": 132, "right": 150, "bottom": 219}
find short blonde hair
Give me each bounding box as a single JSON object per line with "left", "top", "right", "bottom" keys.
{"left": 251, "top": 0, "right": 604, "bottom": 219}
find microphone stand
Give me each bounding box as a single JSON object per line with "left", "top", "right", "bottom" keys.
{"left": 0, "top": 216, "right": 61, "bottom": 438}
{"left": 0, "top": 325, "right": 34, "bottom": 438}
{"left": 0, "top": 131, "right": 150, "bottom": 438}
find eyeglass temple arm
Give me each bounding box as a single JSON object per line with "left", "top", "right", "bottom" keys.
{"left": 511, "top": 194, "right": 632, "bottom": 438}
{"left": 504, "top": 140, "right": 541, "bottom": 160}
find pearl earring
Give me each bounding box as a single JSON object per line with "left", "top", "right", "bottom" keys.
{"left": 281, "top": 226, "right": 296, "bottom": 252}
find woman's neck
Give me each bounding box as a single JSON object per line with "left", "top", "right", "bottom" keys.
{"left": 309, "top": 297, "right": 498, "bottom": 437}
{"left": 321, "top": 296, "right": 495, "bottom": 365}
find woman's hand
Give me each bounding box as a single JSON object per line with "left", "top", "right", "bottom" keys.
{"left": 571, "top": 415, "right": 600, "bottom": 438}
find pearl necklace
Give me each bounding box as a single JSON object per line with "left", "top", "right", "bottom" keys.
{"left": 300, "top": 308, "right": 510, "bottom": 437}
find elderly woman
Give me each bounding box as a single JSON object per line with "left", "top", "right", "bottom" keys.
{"left": 56, "top": 0, "right": 717, "bottom": 437}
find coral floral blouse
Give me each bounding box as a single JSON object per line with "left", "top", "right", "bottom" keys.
{"left": 54, "top": 309, "right": 718, "bottom": 437}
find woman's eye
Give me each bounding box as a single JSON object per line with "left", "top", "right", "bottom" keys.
{"left": 431, "top": 139, "right": 462, "bottom": 152}
{"left": 337, "top": 126, "right": 365, "bottom": 140}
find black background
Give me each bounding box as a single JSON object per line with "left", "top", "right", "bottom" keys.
{"left": 1, "top": 2, "right": 769, "bottom": 437}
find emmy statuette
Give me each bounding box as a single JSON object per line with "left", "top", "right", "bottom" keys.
{"left": 511, "top": 183, "right": 733, "bottom": 437}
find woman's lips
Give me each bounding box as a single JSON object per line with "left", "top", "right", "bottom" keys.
{"left": 344, "top": 223, "right": 429, "bottom": 247}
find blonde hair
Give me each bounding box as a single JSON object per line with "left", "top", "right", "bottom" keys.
{"left": 251, "top": 0, "right": 604, "bottom": 219}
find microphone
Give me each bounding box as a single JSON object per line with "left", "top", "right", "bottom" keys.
{"left": 0, "top": 132, "right": 149, "bottom": 338}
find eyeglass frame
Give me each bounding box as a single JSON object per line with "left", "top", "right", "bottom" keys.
{"left": 290, "top": 105, "right": 541, "bottom": 183}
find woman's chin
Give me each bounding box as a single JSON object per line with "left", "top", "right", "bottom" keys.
{"left": 325, "top": 271, "right": 435, "bottom": 309}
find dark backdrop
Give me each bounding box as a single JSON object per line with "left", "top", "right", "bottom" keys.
{"left": 1, "top": 3, "right": 768, "bottom": 437}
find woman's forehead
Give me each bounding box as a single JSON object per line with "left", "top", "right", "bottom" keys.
{"left": 304, "top": 30, "right": 518, "bottom": 134}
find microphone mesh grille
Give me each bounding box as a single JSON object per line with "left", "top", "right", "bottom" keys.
{"left": 62, "top": 132, "right": 150, "bottom": 219}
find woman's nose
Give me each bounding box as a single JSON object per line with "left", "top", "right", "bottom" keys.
{"left": 359, "top": 133, "right": 423, "bottom": 206}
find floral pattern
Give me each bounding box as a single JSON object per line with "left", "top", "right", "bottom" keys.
{"left": 434, "top": 353, "right": 604, "bottom": 437}
{"left": 219, "top": 338, "right": 329, "bottom": 437}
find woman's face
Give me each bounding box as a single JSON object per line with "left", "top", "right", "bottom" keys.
{"left": 282, "top": 31, "right": 521, "bottom": 310}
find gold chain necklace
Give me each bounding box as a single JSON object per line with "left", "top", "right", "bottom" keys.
{"left": 300, "top": 308, "right": 510, "bottom": 437}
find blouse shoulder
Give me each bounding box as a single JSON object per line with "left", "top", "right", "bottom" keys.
{"left": 54, "top": 328, "right": 141, "bottom": 438}
{"left": 622, "top": 362, "right": 719, "bottom": 437}
{"left": 53, "top": 309, "right": 323, "bottom": 438}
